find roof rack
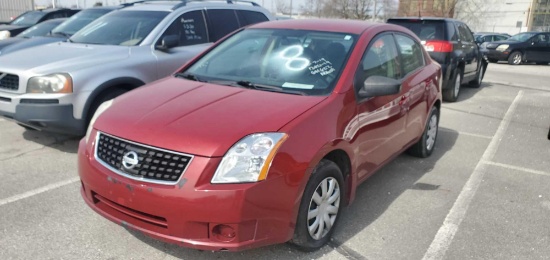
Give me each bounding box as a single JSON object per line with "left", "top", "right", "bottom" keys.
{"left": 120, "top": 0, "right": 260, "bottom": 9}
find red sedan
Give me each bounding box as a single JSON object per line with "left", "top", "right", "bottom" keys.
{"left": 78, "top": 19, "right": 442, "bottom": 251}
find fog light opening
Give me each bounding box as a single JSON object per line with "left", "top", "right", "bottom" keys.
{"left": 212, "top": 224, "right": 236, "bottom": 242}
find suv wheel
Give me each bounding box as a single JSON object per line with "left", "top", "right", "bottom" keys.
{"left": 443, "top": 68, "right": 462, "bottom": 102}
{"left": 86, "top": 88, "right": 127, "bottom": 127}
{"left": 508, "top": 51, "right": 522, "bottom": 65}
{"left": 291, "top": 159, "right": 344, "bottom": 251}
{"left": 469, "top": 63, "right": 485, "bottom": 88}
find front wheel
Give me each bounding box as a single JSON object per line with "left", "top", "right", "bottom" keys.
{"left": 407, "top": 106, "right": 440, "bottom": 158}
{"left": 508, "top": 51, "right": 522, "bottom": 65}
{"left": 290, "top": 159, "right": 344, "bottom": 251}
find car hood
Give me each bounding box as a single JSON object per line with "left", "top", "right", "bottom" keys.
{"left": 0, "top": 24, "right": 26, "bottom": 31}
{"left": 0, "top": 37, "right": 25, "bottom": 50}
{"left": 95, "top": 77, "right": 327, "bottom": 157}
{"left": 0, "top": 36, "right": 65, "bottom": 56}
{"left": 0, "top": 42, "right": 130, "bottom": 73}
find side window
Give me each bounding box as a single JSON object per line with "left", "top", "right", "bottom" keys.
{"left": 206, "top": 9, "right": 240, "bottom": 42}
{"left": 457, "top": 23, "right": 474, "bottom": 43}
{"left": 496, "top": 35, "right": 508, "bottom": 41}
{"left": 158, "top": 10, "right": 208, "bottom": 47}
{"left": 355, "top": 34, "right": 401, "bottom": 93}
{"left": 395, "top": 34, "right": 425, "bottom": 75}
{"left": 236, "top": 10, "right": 269, "bottom": 26}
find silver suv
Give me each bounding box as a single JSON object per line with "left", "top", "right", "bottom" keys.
{"left": 0, "top": 0, "right": 273, "bottom": 135}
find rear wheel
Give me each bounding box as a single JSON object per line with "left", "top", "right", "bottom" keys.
{"left": 407, "top": 106, "right": 439, "bottom": 158}
{"left": 442, "top": 68, "right": 462, "bottom": 102}
{"left": 291, "top": 159, "right": 344, "bottom": 251}
{"left": 508, "top": 51, "right": 522, "bottom": 65}
{"left": 469, "top": 63, "right": 486, "bottom": 88}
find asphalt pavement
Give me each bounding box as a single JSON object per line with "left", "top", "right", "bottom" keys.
{"left": 0, "top": 62, "right": 549, "bottom": 260}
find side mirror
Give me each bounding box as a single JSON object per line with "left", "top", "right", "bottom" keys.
{"left": 358, "top": 76, "right": 401, "bottom": 98}
{"left": 156, "top": 35, "right": 179, "bottom": 51}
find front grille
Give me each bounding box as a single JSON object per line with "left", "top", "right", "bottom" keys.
{"left": 0, "top": 73, "right": 19, "bottom": 91}
{"left": 95, "top": 132, "right": 193, "bottom": 184}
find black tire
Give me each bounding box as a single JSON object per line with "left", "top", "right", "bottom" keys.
{"left": 290, "top": 159, "right": 344, "bottom": 251}
{"left": 508, "top": 51, "right": 522, "bottom": 65}
{"left": 488, "top": 58, "right": 498, "bottom": 63}
{"left": 442, "top": 68, "right": 462, "bottom": 102}
{"left": 86, "top": 88, "right": 127, "bottom": 127}
{"left": 407, "top": 106, "right": 439, "bottom": 158}
{"left": 469, "top": 63, "right": 486, "bottom": 88}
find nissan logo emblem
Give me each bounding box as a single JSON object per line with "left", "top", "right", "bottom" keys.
{"left": 122, "top": 151, "right": 139, "bottom": 170}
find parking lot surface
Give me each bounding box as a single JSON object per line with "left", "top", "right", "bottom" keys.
{"left": 1, "top": 63, "right": 549, "bottom": 259}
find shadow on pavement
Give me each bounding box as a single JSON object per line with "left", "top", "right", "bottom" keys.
{"left": 22, "top": 129, "right": 80, "bottom": 154}
{"left": 125, "top": 127, "right": 459, "bottom": 259}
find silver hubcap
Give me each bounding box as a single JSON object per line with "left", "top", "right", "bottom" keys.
{"left": 426, "top": 113, "right": 438, "bottom": 150}
{"left": 513, "top": 54, "right": 521, "bottom": 64}
{"left": 454, "top": 74, "right": 461, "bottom": 96}
{"left": 308, "top": 177, "right": 340, "bottom": 240}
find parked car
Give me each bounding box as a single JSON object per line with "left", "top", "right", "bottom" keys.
{"left": 0, "top": 0, "right": 274, "bottom": 135}
{"left": 0, "top": 6, "right": 120, "bottom": 56}
{"left": 78, "top": 18, "right": 442, "bottom": 251}
{"left": 0, "top": 18, "right": 66, "bottom": 54}
{"left": 0, "top": 8, "right": 80, "bottom": 40}
{"left": 474, "top": 33, "right": 509, "bottom": 45}
{"left": 388, "top": 17, "right": 487, "bottom": 102}
{"left": 485, "top": 31, "right": 550, "bottom": 65}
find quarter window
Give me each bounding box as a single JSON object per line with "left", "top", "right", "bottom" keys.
{"left": 395, "top": 34, "right": 425, "bottom": 75}
{"left": 159, "top": 10, "right": 208, "bottom": 47}
{"left": 355, "top": 34, "right": 401, "bottom": 93}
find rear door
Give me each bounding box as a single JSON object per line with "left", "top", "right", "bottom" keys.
{"left": 456, "top": 22, "right": 479, "bottom": 79}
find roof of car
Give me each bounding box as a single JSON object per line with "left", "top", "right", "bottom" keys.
{"left": 388, "top": 17, "right": 461, "bottom": 22}
{"left": 36, "top": 8, "right": 79, "bottom": 13}
{"left": 121, "top": 0, "right": 262, "bottom": 12}
{"left": 250, "top": 19, "right": 381, "bottom": 34}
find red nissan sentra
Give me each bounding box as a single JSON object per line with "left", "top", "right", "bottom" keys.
{"left": 78, "top": 19, "right": 442, "bottom": 251}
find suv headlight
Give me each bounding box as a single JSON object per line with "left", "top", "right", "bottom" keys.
{"left": 27, "top": 73, "right": 73, "bottom": 93}
{"left": 211, "top": 133, "right": 288, "bottom": 184}
{"left": 496, "top": 44, "right": 509, "bottom": 52}
{"left": 0, "top": 30, "right": 10, "bottom": 40}
{"left": 85, "top": 99, "right": 113, "bottom": 143}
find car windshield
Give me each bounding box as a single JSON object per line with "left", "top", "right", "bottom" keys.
{"left": 508, "top": 32, "right": 536, "bottom": 42}
{"left": 183, "top": 29, "right": 357, "bottom": 96}
{"left": 51, "top": 8, "right": 112, "bottom": 37}
{"left": 10, "top": 11, "right": 45, "bottom": 26}
{"left": 70, "top": 11, "right": 167, "bottom": 46}
{"left": 17, "top": 20, "right": 64, "bottom": 38}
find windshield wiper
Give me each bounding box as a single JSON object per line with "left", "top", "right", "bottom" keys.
{"left": 51, "top": 31, "right": 71, "bottom": 38}
{"left": 223, "top": 80, "right": 306, "bottom": 96}
{"left": 174, "top": 73, "right": 205, "bottom": 82}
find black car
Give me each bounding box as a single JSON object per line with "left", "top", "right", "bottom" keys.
{"left": 474, "top": 33, "right": 509, "bottom": 45}
{"left": 0, "top": 8, "right": 80, "bottom": 40}
{"left": 0, "top": 18, "right": 66, "bottom": 54}
{"left": 485, "top": 32, "right": 550, "bottom": 65}
{"left": 0, "top": 6, "right": 118, "bottom": 56}
{"left": 388, "top": 17, "right": 487, "bottom": 102}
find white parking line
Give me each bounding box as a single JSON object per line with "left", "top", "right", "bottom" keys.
{"left": 439, "top": 128, "right": 492, "bottom": 139}
{"left": 423, "top": 91, "right": 523, "bottom": 260}
{"left": 0, "top": 177, "right": 79, "bottom": 207}
{"left": 485, "top": 161, "right": 550, "bottom": 177}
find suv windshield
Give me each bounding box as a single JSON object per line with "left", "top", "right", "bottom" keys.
{"left": 388, "top": 20, "right": 446, "bottom": 40}
{"left": 51, "top": 8, "right": 112, "bottom": 37}
{"left": 10, "top": 11, "right": 45, "bottom": 26}
{"left": 183, "top": 28, "right": 356, "bottom": 96}
{"left": 70, "top": 11, "right": 167, "bottom": 46}
{"left": 508, "top": 32, "right": 536, "bottom": 42}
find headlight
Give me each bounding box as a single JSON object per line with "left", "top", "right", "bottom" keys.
{"left": 496, "top": 44, "right": 509, "bottom": 52}
{"left": 85, "top": 99, "right": 113, "bottom": 143}
{"left": 0, "top": 30, "right": 10, "bottom": 40}
{"left": 27, "top": 73, "right": 73, "bottom": 93}
{"left": 211, "top": 133, "right": 288, "bottom": 184}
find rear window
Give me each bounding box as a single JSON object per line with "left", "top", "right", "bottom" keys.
{"left": 388, "top": 20, "right": 446, "bottom": 41}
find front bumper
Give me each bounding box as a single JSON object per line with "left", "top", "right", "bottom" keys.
{"left": 485, "top": 49, "right": 509, "bottom": 61}
{"left": 0, "top": 95, "right": 84, "bottom": 135}
{"left": 78, "top": 137, "right": 300, "bottom": 251}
